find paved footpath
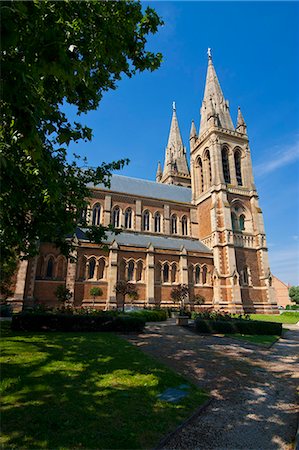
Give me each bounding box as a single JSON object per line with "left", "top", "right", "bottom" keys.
{"left": 124, "top": 320, "right": 299, "bottom": 450}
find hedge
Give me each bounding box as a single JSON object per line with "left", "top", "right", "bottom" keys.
{"left": 11, "top": 313, "right": 145, "bottom": 333}
{"left": 195, "top": 318, "right": 282, "bottom": 336}
{"left": 128, "top": 309, "right": 167, "bottom": 322}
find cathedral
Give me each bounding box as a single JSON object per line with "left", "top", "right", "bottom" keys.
{"left": 11, "top": 51, "right": 278, "bottom": 313}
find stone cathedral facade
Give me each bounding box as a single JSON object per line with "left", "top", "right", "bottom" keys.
{"left": 11, "top": 53, "right": 278, "bottom": 313}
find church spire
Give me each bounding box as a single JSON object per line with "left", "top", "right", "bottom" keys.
{"left": 156, "top": 161, "right": 162, "bottom": 182}
{"left": 236, "top": 106, "right": 247, "bottom": 134}
{"left": 199, "top": 49, "right": 234, "bottom": 136}
{"left": 161, "top": 103, "right": 191, "bottom": 187}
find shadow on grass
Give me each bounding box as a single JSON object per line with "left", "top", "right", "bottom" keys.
{"left": 124, "top": 321, "right": 299, "bottom": 450}
{"left": 0, "top": 323, "right": 207, "bottom": 449}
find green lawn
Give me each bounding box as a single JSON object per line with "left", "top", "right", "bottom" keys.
{"left": 249, "top": 312, "right": 299, "bottom": 324}
{"left": 226, "top": 334, "right": 280, "bottom": 346}
{"left": 0, "top": 322, "right": 208, "bottom": 449}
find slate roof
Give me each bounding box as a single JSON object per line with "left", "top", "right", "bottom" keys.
{"left": 76, "top": 228, "right": 212, "bottom": 254}
{"left": 89, "top": 174, "right": 192, "bottom": 203}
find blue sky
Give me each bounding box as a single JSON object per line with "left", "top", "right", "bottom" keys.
{"left": 65, "top": 1, "right": 299, "bottom": 285}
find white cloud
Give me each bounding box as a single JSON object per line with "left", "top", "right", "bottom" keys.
{"left": 254, "top": 139, "right": 299, "bottom": 177}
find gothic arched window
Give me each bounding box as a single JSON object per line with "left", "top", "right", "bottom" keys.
{"left": 92, "top": 203, "right": 101, "bottom": 226}
{"left": 197, "top": 157, "right": 204, "bottom": 193}
{"left": 163, "top": 263, "right": 169, "bottom": 283}
{"left": 127, "top": 261, "right": 135, "bottom": 281}
{"left": 231, "top": 212, "right": 238, "bottom": 231}
{"left": 195, "top": 266, "right": 200, "bottom": 284}
{"left": 202, "top": 266, "right": 208, "bottom": 285}
{"left": 222, "top": 147, "right": 231, "bottom": 184}
{"left": 142, "top": 210, "right": 150, "bottom": 231}
{"left": 171, "top": 215, "right": 177, "bottom": 234}
{"left": 124, "top": 208, "right": 132, "bottom": 229}
{"left": 205, "top": 150, "right": 212, "bottom": 187}
{"left": 181, "top": 216, "right": 188, "bottom": 236}
{"left": 46, "top": 257, "right": 54, "bottom": 279}
{"left": 98, "top": 258, "right": 105, "bottom": 280}
{"left": 112, "top": 206, "right": 120, "bottom": 228}
{"left": 88, "top": 258, "right": 96, "bottom": 279}
{"left": 239, "top": 214, "right": 245, "bottom": 231}
{"left": 136, "top": 261, "right": 143, "bottom": 282}
{"left": 154, "top": 212, "right": 161, "bottom": 233}
{"left": 56, "top": 256, "right": 66, "bottom": 280}
{"left": 243, "top": 266, "right": 249, "bottom": 285}
{"left": 234, "top": 150, "right": 243, "bottom": 186}
{"left": 171, "top": 264, "right": 177, "bottom": 283}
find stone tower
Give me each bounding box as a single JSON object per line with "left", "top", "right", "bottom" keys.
{"left": 158, "top": 102, "right": 191, "bottom": 187}
{"left": 190, "top": 50, "right": 277, "bottom": 313}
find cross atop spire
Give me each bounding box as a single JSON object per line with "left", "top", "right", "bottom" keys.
{"left": 199, "top": 52, "right": 234, "bottom": 135}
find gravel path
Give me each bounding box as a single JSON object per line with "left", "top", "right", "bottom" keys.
{"left": 124, "top": 320, "right": 299, "bottom": 450}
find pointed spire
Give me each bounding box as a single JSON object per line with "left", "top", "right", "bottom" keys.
{"left": 236, "top": 106, "right": 247, "bottom": 134}
{"left": 162, "top": 103, "right": 190, "bottom": 181}
{"left": 199, "top": 49, "right": 234, "bottom": 135}
{"left": 189, "top": 120, "right": 197, "bottom": 140}
{"left": 166, "top": 101, "right": 184, "bottom": 155}
{"left": 156, "top": 161, "right": 162, "bottom": 182}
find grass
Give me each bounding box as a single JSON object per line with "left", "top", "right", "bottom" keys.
{"left": 0, "top": 322, "right": 208, "bottom": 449}
{"left": 226, "top": 333, "right": 280, "bottom": 346}
{"left": 249, "top": 312, "right": 299, "bottom": 324}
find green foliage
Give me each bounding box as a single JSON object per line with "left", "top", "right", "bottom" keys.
{"left": 170, "top": 284, "right": 189, "bottom": 309}
{"left": 286, "top": 304, "right": 299, "bottom": 310}
{"left": 249, "top": 313, "right": 299, "bottom": 324}
{"left": 194, "top": 318, "right": 282, "bottom": 336}
{"left": 193, "top": 294, "right": 206, "bottom": 305}
{"left": 129, "top": 309, "right": 167, "bottom": 322}
{"left": 227, "top": 334, "right": 280, "bottom": 346}
{"left": 55, "top": 285, "right": 72, "bottom": 305}
{"left": 89, "top": 287, "right": 103, "bottom": 298}
{"left": 1, "top": 329, "right": 207, "bottom": 449}
{"left": 289, "top": 286, "right": 299, "bottom": 304}
{"left": 0, "top": 302, "right": 13, "bottom": 317}
{"left": 11, "top": 312, "right": 145, "bottom": 333}
{"left": 0, "top": 1, "right": 163, "bottom": 293}
{"left": 114, "top": 280, "right": 139, "bottom": 311}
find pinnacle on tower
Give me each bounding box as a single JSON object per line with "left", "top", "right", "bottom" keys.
{"left": 162, "top": 102, "right": 190, "bottom": 180}
{"left": 199, "top": 49, "right": 234, "bottom": 135}
{"left": 236, "top": 106, "right": 247, "bottom": 134}
{"left": 156, "top": 161, "right": 162, "bottom": 182}
{"left": 190, "top": 120, "right": 197, "bottom": 140}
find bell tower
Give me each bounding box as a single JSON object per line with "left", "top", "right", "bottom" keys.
{"left": 190, "top": 50, "right": 277, "bottom": 313}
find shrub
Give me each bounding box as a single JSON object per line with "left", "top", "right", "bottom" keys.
{"left": 194, "top": 318, "right": 282, "bottom": 336}
{"left": 89, "top": 287, "right": 103, "bottom": 307}
{"left": 286, "top": 304, "right": 299, "bottom": 310}
{"left": 193, "top": 294, "right": 205, "bottom": 305}
{"left": 11, "top": 312, "right": 145, "bottom": 333}
{"left": 55, "top": 285, "right": 72, "bottom": 306}
{"left": 0, "top": 302, "right": 13, "bottom": 317}
{"left": 128, "top": 309, "right": 167, "bottom": 322}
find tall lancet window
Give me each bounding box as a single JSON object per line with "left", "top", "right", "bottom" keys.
{"left": 142, "top": 210, "right": 150, "bottom": 231}
{"left": 197, "top": 157, "right": 204, "bottom": 193}
{"left": 205, "top": 150, "right": 212, "bottom": 187}
{"left": 234, "top": 150, "right": 243, "bottom": 186}
{"left": 181, "top": 216, "right": 188, "bottom": 236}
{"left": 221, "top": 147, "right": 231, "bottom": 184}
{"left": 171, "top": 215, "right": 177, "bottom": 234}
{"left": 154, "top": 212, "right": 161, "bottom": 233}
{"left": 112, "top": 206, "right": 120, "bottom": 228}
{"left": 124, "top": 208, "right": 132, "bottom": 229}
{"left": 92, "top": 203, "right": 101, "bottom": 226}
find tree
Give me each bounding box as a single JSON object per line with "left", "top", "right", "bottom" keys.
{"left": 0, "top": 1, "right": 163, "bottom": 293}
{"left": 114, "top": 281, "right": 138, "bottom": 312}
{"left": 55, "top": 285, "right": 72, "bottom": 307}
{"left": 289, "top": 286, "right": 299, "bottom": 305}
{"left": 170, "top": 284, "right": 189, "bottom": 312}
{"left": 89, "top": 287, "right": 103, "bottom": 308}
